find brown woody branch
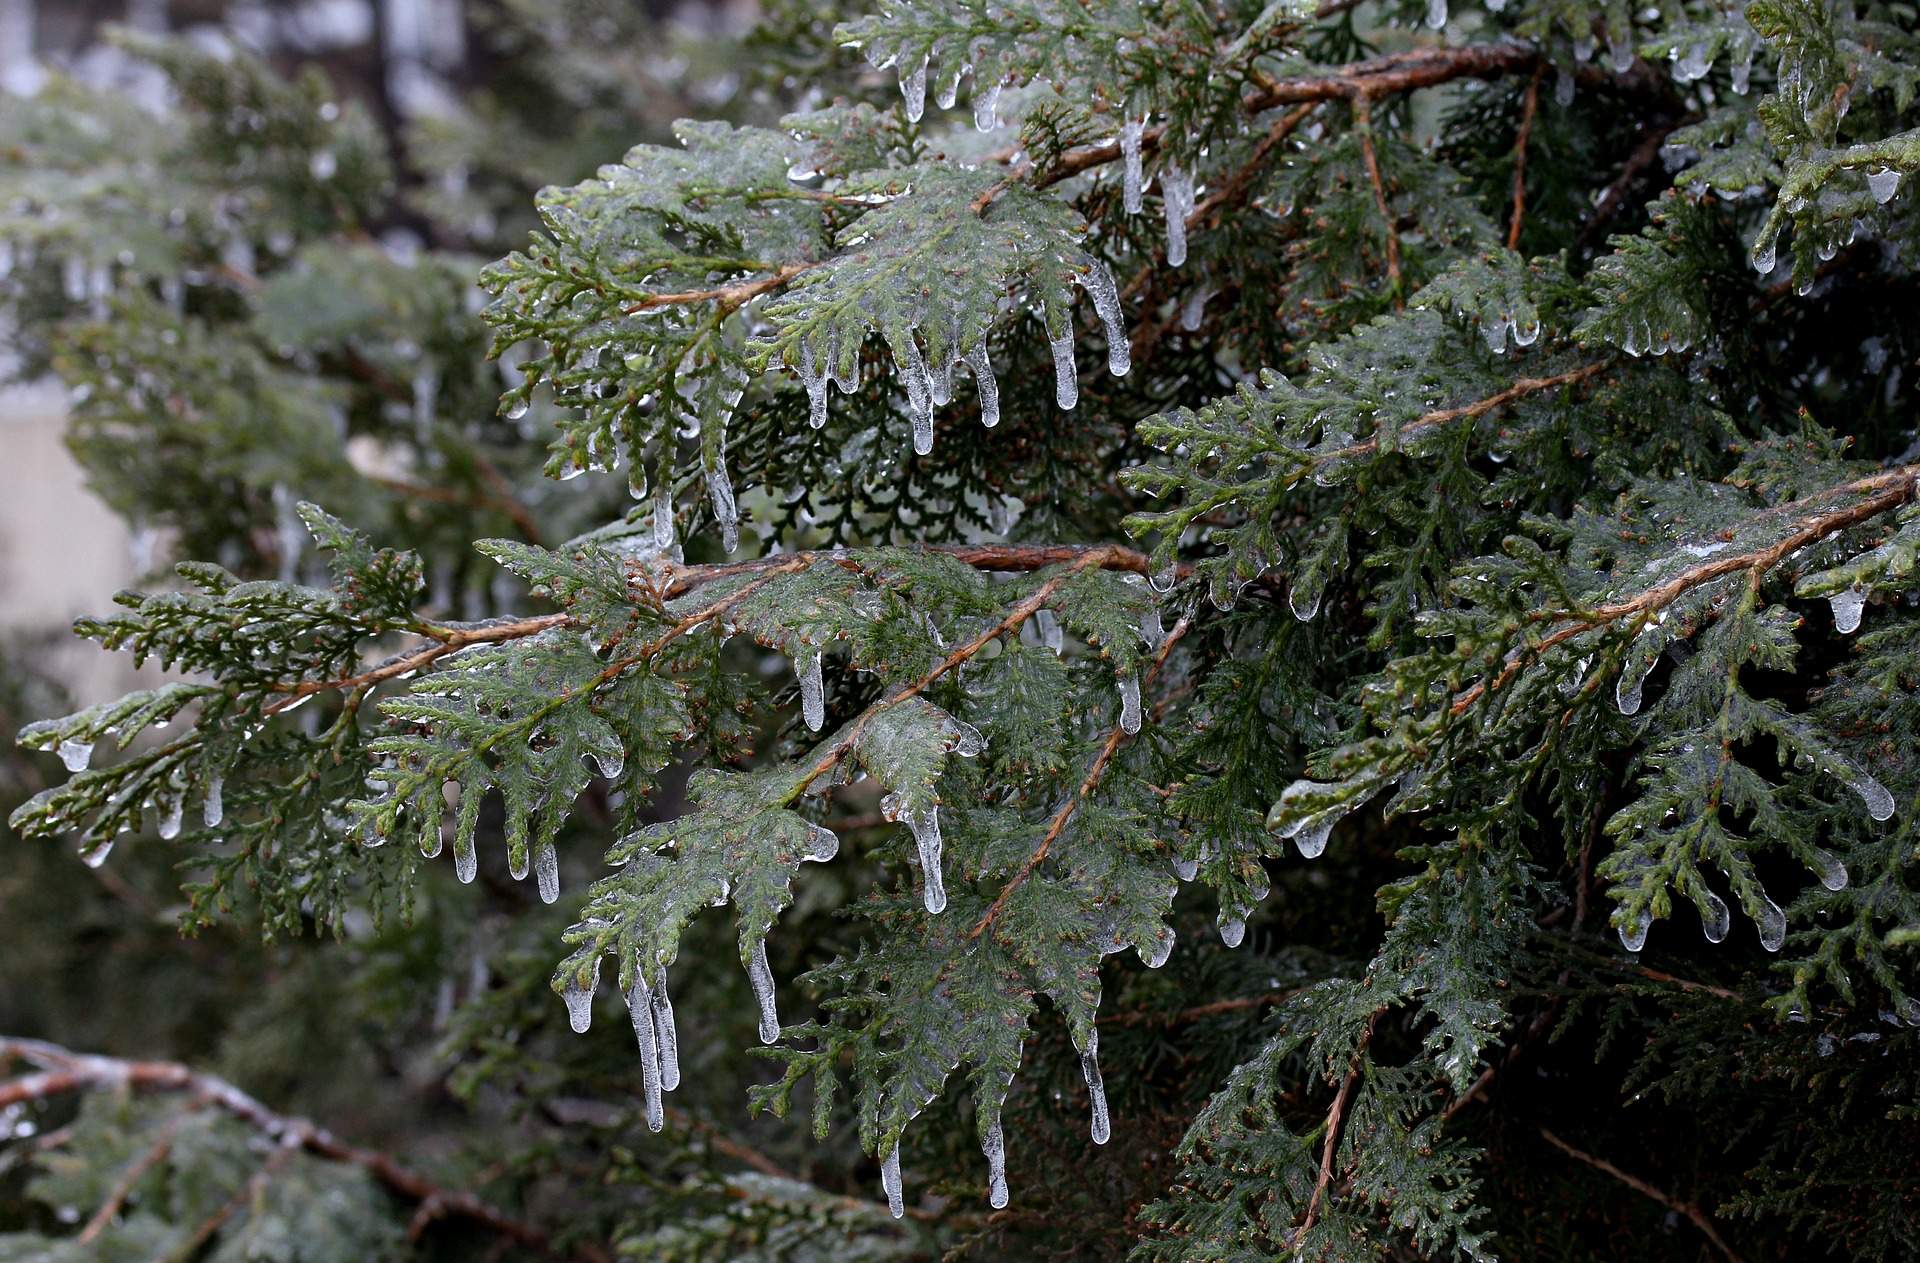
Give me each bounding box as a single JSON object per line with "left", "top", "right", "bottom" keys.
{"left": 1311, "top": 360, "right": 1612, "bottom": 472}
{"left": 0, "top": 1037, "right": 600, "bottom": 1263}
{"left": 622, "top": 260, "right": 819, "bottom": 315}
{"left": 1540, "top": 1127, "right": 1746, "bottom": 1263}
{"left": 1351, "top": 96, "right": 1403, "bottom": 304}
{"left": 1507, "top": 66, "right": 1544, "bottom": 251}
{"left": 1297, "top": 1011, "right": 1378, "bottom": 1241}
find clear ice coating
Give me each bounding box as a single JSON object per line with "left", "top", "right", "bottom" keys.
{"left": 1699, "top": 890, "right": 1730, "bottom": 943}
{"left": 707, "top": 457, "right": 740, "bottom": 553}
{"left": 909, "top": 807, "right": 946, "bottom": 913}
{"left": 1426, "top": 0, "right": 1447, "bottom": 27}
{"left": 796, "top": 647, "right": 826, "bottom": 732}
{"left": 1618, "top": 907, "right": 1652, "bottom": 953}
{"left": 535, "top": 839, "right": 560, "bottom": 904}
{"left": 973, "top": 81, "right": 1001, "bottom": 131}
{"left": 1161, "top": 163, "right": 1195, "bottom": 267}
{"left": 1080, "top": 1034, "right": 1110, "bottom": 1144}
{"left": 965, "top": 344, "right": 1000, "bottom": 428}
{"left": 1756, "top": 893, "right": 1787, "bottom": 952}
{"left": 881, "top": 1145, "right": 905, "bottom": 1218}
{"left": 1050, "top": 331, "right": 1078, "bottom": 410}
{"left": 625, "top": 974, "right": 666, "bottom": 1132}
{"left": 1830, "top": 584, "right": 1865, "bottom": 634}
{"left": 652, "top": 480, "right": 677, "bottom": 553}
{"left": 653, "top": 973, "right": 681, "bottom": 1091}
{"left": 58, "top": 738, "right": 92, "bottom": 773}
{"left": 1119, "top": 116, "right": 1146, "bottom": 214}
{"left": 900, "top": 55, "right": 928, "bottom": 123}
{"left": 1868, "top": 166, "right": 1902, "bottom": 204}
{"left": 800, "top": 341, "right": 830, "bottom": 429}
{"left": 1077, "top": 260, "right": 1131, "bottom": 377}
{"left": 562, "top": 966, "right": 597, "bottom": 1033}
{"left": 202, "top": 774, "right": 224, "bottom": 828}
{"left": 1811, "top": 847, "right": 1849, "bottom": 892}
{"left": 982, "top": 1118, "right": 1009, "bottom": 1208}
{"left": 1117, "top": 674, "right": 1142, "bottom": 735}
{"left": 1850, "top": 773, "right": 1896, "bottom": 822}
{"left": 747, "top": 938, "right": 781, "bottom": 1043}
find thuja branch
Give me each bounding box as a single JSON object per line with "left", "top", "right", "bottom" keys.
{"left": 1451, "top": 463, "right": 1920, "bottom": 714}
{"left": 0, "top": 1037, "right": 597, "bottom": 1263}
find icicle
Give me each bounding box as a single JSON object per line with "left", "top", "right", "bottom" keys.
{"left": 58, "top": 738, "right": 92, "bottom": 773}
{"left": 1699, "top": 891, "right": 1730, "bottom": 943}
{"left": 1289, "top": 570, "right": 1325, "bottom": 622}
{"left": 708, "top": 460, "right": 739, "bottom": 553}
{"left": 1554, "top": 69, "right": 1575, "bottom": 107}
{"left": 1811, "top": 848, "right": 1848, "bottom": 892}
{"left": 1617, "top": 907, "right": 1651, "bottom": 953}
{"left": 1673, "top": 41, "right": 1710, "bottom": 82}
{"left": 1849, "top": 773, "right": 1896, "bottom": 822}
{"left": 1219, "top": 915, "right": 1247, "bottom": 948}
{"left": 1140, "top": 606, "right": 1165, "bottom": 649}
{"left": 626, "top": 974, "right": 665, "bottom": 1131}
{"left": 1172, "top": 855, "right": 1199, "bottom": 882}
{"left": 1830, "top": 584, "right": 1865, "bottom": 633}
{"left": 900, "top": 55, "right": 928, "bottom": 123}
{"left": 1117, "top": 674, "right": 1142, "bottom": 735}
{"left": 652, "top": 481, "right": 676, "bottom": 553}
{"left": 1756, "top": 894, "right": 1786, "bottom": 952}
{"left": 509, "top": 847, "right": 530, "bottom": 881}
{"left": 936, "top": 65, "right": 963, "bottom": 110}
{"left": 156, "top": 795, "right": 183, "bottom": 841}
{"left": 1035, "top": 608, "right": 1064, "bottom": 653}
{"left": 747, "top": 938, "right": 781, "bottom": 1043}
{"left": 562, "top": 966, "right": 597, "bottom": 1033}
{"left": 1179, "top": 287, "right": 1210, "bottom": 331}
{"left": 1426, "top": 0, "right": 1447, "bottom": 27}
{"left": 1161, "top": 163, "right": 1194, "bottom": 268}
{"left": 653, "top": 972, "right": 680, "bottom": 1091}
{"left": 454, "top": 835, "right": 477, "bottom": 884}
{"left": 1868, "top": 166, "right": 1901, "bottom": 204}
{"left": 535, "top": 840, "right": 560, "bottom": 904}
{"left": 965, "top": 344, "right": 1000, "bottom": 428}
{"left": 881, "top": 1145, "right": 905, "bottom": 1218}
{"left": 83, "top": 841, "right": 115, "bottom": 869}
{"left": 1751, "top": 233, "right": 1778, "bottom": 275}
{"left": 1616, "top": 627, "right": 1662, "bottom": 716}
{"left": 1730, "top": 46, "right": 1752, "bottom": 94}
{"left": 896, "top": 336, "right": 936, "bottom": 454}
{"left": 910, "top": 807, "right": 946, "bottom": 913}
{"left": 796, "top": 647, "right": 826, "bottom": 732}
{"left": 982, "top": 1119, "right": 1008, "bottom": 1208}
{"left": 1291, "top": 814, "right": 1334, "bottom": 859}
{"left": 202, "top": 774, "right": 224, "bottom": 828}
{"left": 973, "top": 81, "right": 1001, "bottom": 132}
{"left": 1608, "top": 31, "right": 1635, "bottom": 74}
{"left": 1076, "top": 261, "right": 1130, "bottom": 377}
{"left": 1049, "top": 330, "right": 1078, "bottom": 410}
{"left": 1080, "top": 1033, "right": 1110, "bottom": 1144}
{"left": 272, "top": 483, "right": 304, "bottom": 584}
{"left": 1119, "top": 117, "right": 1145, "bottom": 214}
{"left": 800, "top": 341, "right": 830, "bottom": 430}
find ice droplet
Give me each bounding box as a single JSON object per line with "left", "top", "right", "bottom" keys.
{"left": 973, "top": 81, "right": 1001, "bottom": 132}
{"left": 982, "top": 1119, "right": 1009, "bottom": 1208}
{"left": 1673, "top": 41, "right": 1710, "bottom": 82}
{"left": 1699, "top": 890, "right": 1730, "bottom": 943}
{"left": 1119, "top": 117, "right": 1145, "bottom": 214}
{"left": 965, "top": 344, "right": 1000, "bottom": 428}
{"left": 1219, "top": 916, "right": 1247, "bottom": 948}
{"left": 454, "top": 836, "right": 477, "bottom": 884}
{"left": 157, "top": 796, "right": 183, "bottom": 841}
{"left": 1830, "top": 584, "right": 1865, "bottom": 634}
{"left": 1618, "top": 907, "right": 1652, "bottom": 953}
{"left": 83, "top": 841, "right": 115, "bottom": 869}
{"left": 1731, "top": 46, "right": 1752, "bottom": 94}
{"left": 1609, "top": 32, "right": 1635, "bottom": 74}
{"left": 1289, "top": 571, "right": 1324, "bottom": 622}
{"left": 1849, "top": 773, "right": 1896, "bottom": 822}
{"left": 797, "top": 647, "right": 826, "bottom": 732}
{"left": 1811, "top": 847, "right": 1849, "bottom": 892}
{"left": 1426, "top": 0, "right": 1447, "bottom": 27}
{"left": 900, "top": 55, "right": 928, "bottom": 123}
{"left": 1868, "top": 166, "right": 1901, "bottom": 204}
{"left": 1161, "top": 163, "right": 1195, "bottom": 268}
{"left": 58, "top": 739, "right": 93, "bottom": 773}
{"left": 1756, "top": 894, "right": 1786, "bottom": 952}
{"left": 1142, "top": 925, "right": 1174, "bottom": 968}
{"left": 625, "top": 974, "right": 665, "bottom": 1132}
{"left": 202, "top": 774, "right": 224, "bottom": 828}
{"left": 1751, "top": 234, "right": 1778, "bottom": 275}
{"left": 652, "top": 481, "right": 677, "bottom": 553}
{"left": 800, "top": 341, "right": 829, "bottom": 430}
{"left": 910, "top": 807, "right": 946, "bottom": 913}
{"left": 1117, "top": 674, "right": 1142, "bottom": 735}
{"left": 1080, "top": 1034, "right": 1110, "bottom": 1144}
{"left": 1035, "top": 608, "right": 1064, "bottom": 653}
{"left": 1179, "top": 287, "right": 1210, "bottom": 331}
{"left": 1172, "top": 855, "right": 1199, "bottom": 882}
{"left": 1291, "top": 815, "right": 1333, "bottom": 859}
{"left": 535, "top": 840, "right": 560, "bottom": 904}
{"left": 747, "top": 938, "right": 781, "bottom": 1043}
{"left": 881, "top": 1145, "right": 905, "bottom": 1218}
{"left": 1616, "top": 627, "right": 1662, "bottom": 716}
{"left": 936, "top": 65, "right": 962, "bottom": 110}
{"left": 1076, "top": 260, "right": 1131, "bottom": 377}
{"left": 562, "top": 966, "right": 597, "bottom": 1033}
{"left": 653, "top": 972, "right": 681, "bottom": 1091}
{"left": 707, "top": 459, "right": 739, "bottom": 554}
{"left": 803, "top": 822, "right": 840, "bottom": 862}
{"left": 1049, "top": 331, "right": 1078, "bottom": 410}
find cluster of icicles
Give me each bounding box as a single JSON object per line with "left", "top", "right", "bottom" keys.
{"left": 52, "top": 733, "right": 225, "bottom": 872}
{"left": 1604, "top": 588, "right": 1894, "bottom": 954}
{"left": 785, "top": 256, "right": 1129, "bottom": 458}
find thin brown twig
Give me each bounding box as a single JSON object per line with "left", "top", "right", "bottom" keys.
{"left": 1314, "top": 361, "right": 1611, "bottom": 470}
{"left": 0, "top": 1038, "right": 599, "bottom": 1263}
{"left": 166, "top": 1136, "right": 303, "bottom": 1263}
{"left": 969, "top": 613, "right": 1194, "bottom": 939}
{"left": 77, "top": 1109, "right": 192, "bottom": 1244}
{"left": 1539, "top": 1127, "right": 1746, "bottom": 1263}
{"left": 1299, "top": 1011, "right": 1378, "bottom": 1239}
{"left": 1099, "top": 986, "right": 1310, "bottom": 1028}
{"left": 1351, "top": 95, "right": 1403, "bottom": 306}
{"left": 1507, "top": 66, "right": 1544, "bottom": 252}
{"left": 1449, "top": 465, "right": 1920, "bottom": 716}
{"left": 622, "top": 260, "right": 819, "bottom": 315}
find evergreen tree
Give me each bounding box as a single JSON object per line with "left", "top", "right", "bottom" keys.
{"left": 4, "top": 0, "right": 1920, "bottom": 1257}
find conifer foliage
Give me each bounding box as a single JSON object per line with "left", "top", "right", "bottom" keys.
{"left": 5, "top": 0, "right": 1920, "bottom": 1257}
